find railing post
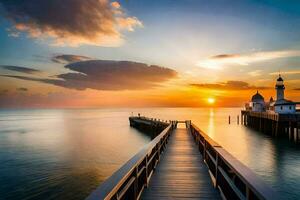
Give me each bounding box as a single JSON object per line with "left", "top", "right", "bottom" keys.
{"left": 203, "top": 140, "right": 207, "bottom": 162}
{"left": 133, "top": 167, "right": 138, "bottom": 199}
{"left": 215, "top": 153, "right": 219, "bottom": 188}
{"left": 145, "top": 156, "right": 149, "bottom": 187}
{"left": 246, "top": 186, "right": 250, "bottom": 200}
{"left": 157, "top": 143, "right": 161, "bottom": 162}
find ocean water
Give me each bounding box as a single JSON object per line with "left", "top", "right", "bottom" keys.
{"left": 0, "top": 108, "right": 299, "bottom": 200}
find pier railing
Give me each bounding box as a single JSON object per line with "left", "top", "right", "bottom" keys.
{"left": 189, "top": 122, "right": 277, "bottom": 200}
{"left": 129, "top": 116, "right": 170, "bottom": 124}
{"left": 86, "top": 121, "right": 175, "bottom": 200}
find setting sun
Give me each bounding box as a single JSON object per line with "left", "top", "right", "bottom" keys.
{"left": 207, "top": 97, "right": 215, "bottom": 104}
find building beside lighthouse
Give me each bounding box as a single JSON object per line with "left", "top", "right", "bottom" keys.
{"left": 246, "top": 74, "right": 297, "bottom": 114}
{"left": 249, "top": 91, "right": 265, "bottom": 112}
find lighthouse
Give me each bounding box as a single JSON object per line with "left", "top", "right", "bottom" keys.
{"left": 275, "top": 74, "right": 285, "bottom": 100}
{"left": 273, "top": 74, "right": 296, "bottom": 114}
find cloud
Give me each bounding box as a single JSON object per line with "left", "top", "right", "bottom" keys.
{"left": 1, "top": 60, "right": 177, "bottom": 91}
{"left": 211, "top": 54, "right": 239, "bottom": 59}
{"left": 0, "top": 0, "right": 142, "bottom": 47}
{"left": 0, "top": 65, "right": 41, "bottom": 74}
{"left": 0, "top": 89, "right": 9, "bottom": 96}
{"left": 190, "top": 80, "right": 270, "bottom": 90}
{"left": 52, "top": 54, "right": 92, "bottom": 64}
{"left": 197, "top": 50, "right": 300, "bottom": 70}
{"left": 111, "top": 1, "right": 121, "bottom": 9}
{"left": 269, "top": 70, "right": 300, "bottom": 75}
{"left": 248, "top": 70, "right": 262, "bottom": 77}
{"left": 16, "top": 87, "right": 28, "bottom": 92}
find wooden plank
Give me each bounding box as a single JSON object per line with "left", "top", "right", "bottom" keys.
{"left": 141, "top": 128, "right": 221, "bottom": 199}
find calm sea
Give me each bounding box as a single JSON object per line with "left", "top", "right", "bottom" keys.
{"left": 0, "top": 108, "right": 299, "bottom": 200}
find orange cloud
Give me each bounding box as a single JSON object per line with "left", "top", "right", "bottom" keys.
{"left": 1, "top": 0, "right": 142, "bottom": 46}
{"left": 190, "top": 80, "right": 270, "bottom": 90}
{"left": 269, "top": 70, "right": 300, "bottom": 75}
{"left": 111, "top": 1, "right": 121, "bottom": 9}
{"left": 197, "top": 50, "right": 300, "bottom": 69}
{"left": 51, "top": 54, "right": 92, "bottom": 64}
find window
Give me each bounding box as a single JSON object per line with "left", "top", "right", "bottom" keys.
{"left": 281, "top": 106, "right": 283, "bottom": 110}
{"left": 289, "top": 106, "right": 291, "bottom": 110}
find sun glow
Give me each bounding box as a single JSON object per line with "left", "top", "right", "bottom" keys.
{"left": 207, "top": 97, "right": 215, "bottom": 104}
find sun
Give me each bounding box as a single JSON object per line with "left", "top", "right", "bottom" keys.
{"left": 207, "top": 97, "right": 215, "bottom": 104}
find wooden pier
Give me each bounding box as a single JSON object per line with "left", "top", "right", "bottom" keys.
{"left": 86, "top": 117, "right": 277, "bottom": 200}
{"left": 141, "top": 127, "right": 221, "bottom": 199}
{"left": 129, "top": 116, "right": 169, "bottom": 138}
{"left": 241, "top": 110, "right": 300, "bottom": 139}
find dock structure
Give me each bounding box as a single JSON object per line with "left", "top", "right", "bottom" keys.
{"left": 141, "top": 127, "right": 221, "bottom": 199}
{"left": 129, "top": 116, "right": 169, "bottom": 139}
{"left": 241, "top": 110, "right": 300, "bottom": 139}
{"left": 86, "top": 117, "right": 277, "bottom": 200}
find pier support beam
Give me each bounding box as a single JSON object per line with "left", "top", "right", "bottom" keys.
{"left": 241, "top": 110, "right": 300, "bottom": 140}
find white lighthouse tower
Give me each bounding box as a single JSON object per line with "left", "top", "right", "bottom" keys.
{"left": 273, "top": 74, "right": 296, "bottom": 114}
{"left": 275, "top": 74, "right": 285, "bottom": 100}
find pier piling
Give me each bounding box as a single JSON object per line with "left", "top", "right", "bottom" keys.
{"left": 241, "top": 110, "right": 300, "bottom": 139}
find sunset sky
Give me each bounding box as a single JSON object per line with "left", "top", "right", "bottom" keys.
{"left": 0, "top": 0, "right": 299, "bottom": 108}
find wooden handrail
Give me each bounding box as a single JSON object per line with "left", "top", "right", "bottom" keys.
{"left": 129, "top": 116, "right": 170, "bottom": 124}
{"left": 188, "top": 121, "right": 278, "bottom": 200}
{"left": 86, "top": 121, "right": 175, "bottom": 200}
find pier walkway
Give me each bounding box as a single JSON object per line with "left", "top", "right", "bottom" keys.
{"left": 142, "top": 128, "right": 221, "bottom": 199}
{"left": 87, "top": 117, "right": 277, "bottom": 200}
